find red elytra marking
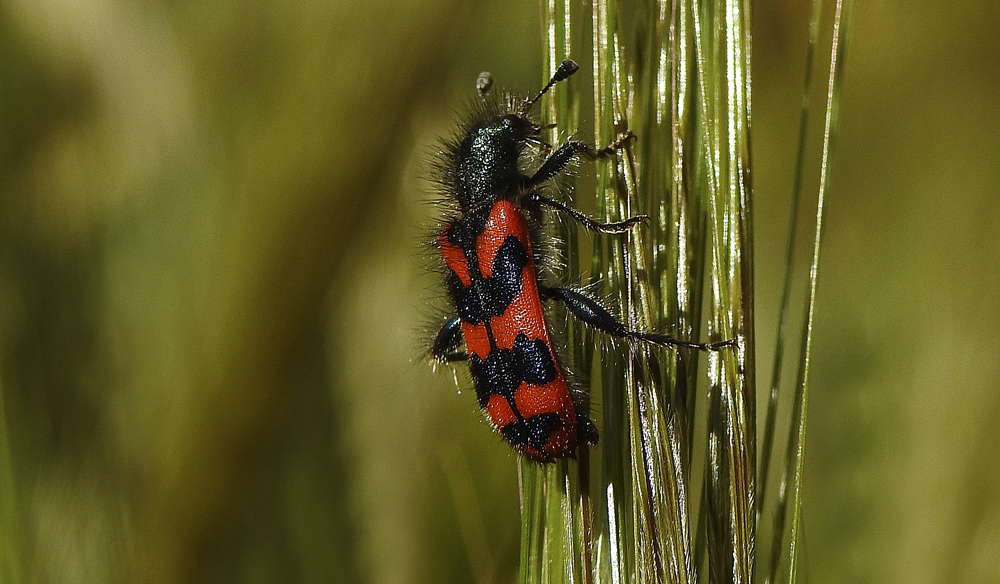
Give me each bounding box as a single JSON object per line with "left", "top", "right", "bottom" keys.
{"left": 475, "top": 201, "right": 528, "bottom": 278}
{"left": 469, "top": 201, "right": 548, "bottom": 350}
{"left": 478, "top": 201, "right": 578, "bottom": 458}
{"left": 486, "top": 394, "right": 517, "bottom": 428}
{"left": 512, "top": 379, "right": 575, "bottom": 420}
{"left": 486, "top": 381, "right": 574, "bottom": 427}
{"left": 464, "top": 322, "right": 490, "bottom": 361}
{"left": 486, "top": 378, "right": 579, "bottom": 460}
{"left": 440, "top": 225, "right": 471, "bottom": 287}
{"left": 514, "top": 380, "right": 577, "bottom": 458}
{"left": 490, "top": 275, "right": 547, "bottom": 350}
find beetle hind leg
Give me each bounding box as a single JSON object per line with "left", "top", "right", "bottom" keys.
{"left": 541, "top": 286, "right": 734, "bottom": 351}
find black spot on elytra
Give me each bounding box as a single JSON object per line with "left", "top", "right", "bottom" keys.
{"left": 448, "top": 232, "right": 529, "bottom": 325}
{"left": 470, "top": 346, "right": 519, "bottom": 407}
{"left": 469, "top": 332, "right": 558, "bottom": 408}
{"left": 500, "top": 413, "right": 562, "bottom": 454}
{"left": 511, "top": 333, "right": 557, "bottom": 386}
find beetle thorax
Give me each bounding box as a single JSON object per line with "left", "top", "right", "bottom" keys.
{"left": 455, "top": 114, "right": 531, "bottom": 211}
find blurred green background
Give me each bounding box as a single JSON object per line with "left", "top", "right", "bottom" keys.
{"left": 0, "top": 0, "right": 997, "bottom": 582}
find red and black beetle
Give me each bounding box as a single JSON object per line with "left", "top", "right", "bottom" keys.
{"left": 430, "top": 60, "right": 731, "bottom": 462}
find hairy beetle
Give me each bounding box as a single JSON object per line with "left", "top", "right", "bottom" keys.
{"left": 430, "top": 60, "right": 731, "bottom": 462}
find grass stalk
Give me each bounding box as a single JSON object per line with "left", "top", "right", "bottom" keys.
{"left": 776, "top": 1, "right": 853, "bottom": 582}
{"left": 521, "top": 0, "right": 755, "bottom": 581}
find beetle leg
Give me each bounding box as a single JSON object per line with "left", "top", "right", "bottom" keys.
{"left": 430, "top": 316, "right": 468, "bottom": 362}
{"left": 527, "top": 193, "right": 648, "bottom": 233}
{"left": 526, "top": 131, "right": 635, "bottom": 187}
{"left": 540, "top": 286, "right": 734, "bottom": 351}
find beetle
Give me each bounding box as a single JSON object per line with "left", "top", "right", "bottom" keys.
{"left": 429, "top": 60, "right": 731, "bottom": 462}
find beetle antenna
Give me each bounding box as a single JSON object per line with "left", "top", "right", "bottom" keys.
{"left": 520, "top": 59, "right": 579, "bottom": 116}
{"left": 476, "top": 71, "right": 494, "bottom": 99}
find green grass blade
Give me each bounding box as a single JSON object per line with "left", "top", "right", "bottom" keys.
{"left": 760, "top": 0, "right": 827, "bottom": 576}
{"left": 691, "top": 0, "right": 755, "bottom": 581}
{"left": 757, "top": 0, "right": 826, "bottom": 520}
{"left": 766, "top": 0, "right": 853, "bottom": 582}
{"left": 786, "top": 1, "right": 853, "bottom": 582}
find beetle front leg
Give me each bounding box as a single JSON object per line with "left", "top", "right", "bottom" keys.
{"left": 526, "top": 131, "right": 635, "bottom": 188}
{"left": 525, "top": 193, "right": 648, "bottom": 234}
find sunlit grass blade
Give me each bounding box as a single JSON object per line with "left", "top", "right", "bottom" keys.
{"left": 786, "top": 1, "right": 853, "bottom": 582}
{"left": 766, "top": 0, "right": 854, "bottom": 582}
{"left": 689, "top": 0, "right": 755, "bottom": 581}
{"left": 757, "top": 0, "right": 825, "bottom": 516}
{"left": 759, "top": 0, "right": 826, "bottom": 574}
{"left": 592, "top": 1, "right": 705, "bottom": 581}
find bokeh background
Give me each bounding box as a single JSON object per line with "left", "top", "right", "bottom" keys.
{"left": 0, "top": 0, "right": 997, "bottom": 582}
